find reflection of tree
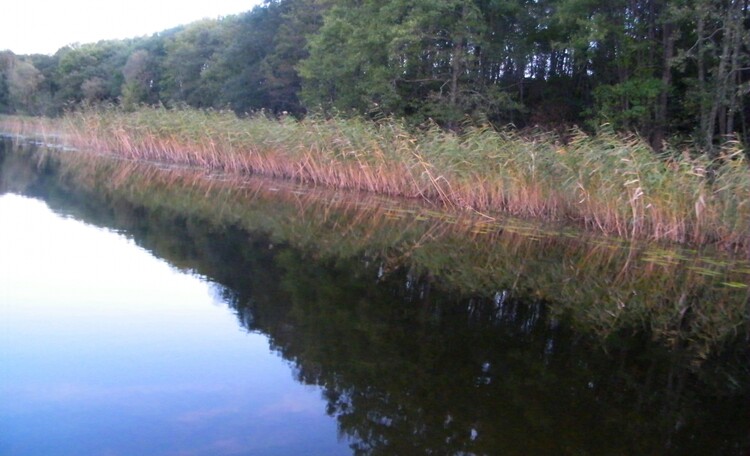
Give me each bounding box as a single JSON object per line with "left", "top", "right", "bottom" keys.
{"left": 253, "top": 250, "right": 748, "bottom": 455}
{"left": 2, "top": 141, "right": 748, "bottom": 455}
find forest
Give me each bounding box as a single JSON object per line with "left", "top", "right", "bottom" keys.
{"left": 0, "top": 0, "right": 748, "bottom": 153}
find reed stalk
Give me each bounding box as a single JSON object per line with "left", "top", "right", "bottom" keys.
{"left": 3, "top": 107, "right": 750, "bottom": 249}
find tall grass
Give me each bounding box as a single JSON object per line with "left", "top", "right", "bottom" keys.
{"left": 4, "top": 106, "right": 750, "bottom": 248}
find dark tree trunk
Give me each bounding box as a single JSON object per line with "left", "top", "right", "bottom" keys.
{"left": 653, "top": 21, "right": 674, "bottom": 151}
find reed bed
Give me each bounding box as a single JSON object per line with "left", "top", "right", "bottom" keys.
{"left": 4, "top": 106, "right": 750, "bottom": 248}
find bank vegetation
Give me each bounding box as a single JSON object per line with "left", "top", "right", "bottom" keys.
{"left": 3, "top": 107, "right": 749, "bottom": 250}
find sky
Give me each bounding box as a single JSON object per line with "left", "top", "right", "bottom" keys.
{"left": 1, "top": 0, "right": 264, "bottom": 55}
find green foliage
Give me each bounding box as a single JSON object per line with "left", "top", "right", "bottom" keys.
{"left": 299, "top": 1, "right": 394, "bottom": 114}
{"left": 3, "top": 0, "right": 748, "bottom": 151}
{"left": 298, "top": 0, "right": 528, "bottom": 125}
{"left": 159, "top": 19, "right": 228, "bottom": 108}
{"left": 120, "top": 50, "right": 158, "bottom": 109}
{"left": 0, "top": 51, "right": 46, "bottom": 115}
{"left": 590, "top": 77, "right": 663, "bottom": 133}
{"left": 211, "top": 0, "right": 319, "bottom": 115}
{"left": 53, "top": 41, "right": 131, "bottom": 108}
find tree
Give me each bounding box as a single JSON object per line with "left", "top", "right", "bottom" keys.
{"left": 160, "top": 19, "right": 228, "bottom": 107}
{"left": 682, "top": 0, "right": 749, "bottom": 152}
{"left": 81, "top": 77, "right": 108, "bottom": 104}
{"left": 121, "top": 50, "right": 157, "bottom": 109}
{"left": 298, "top": 0, "right": 390, "bottom": 114}
{"left": 28, "top": 53, "right": 61, "bottom": 115}
{"left": 258, "top": 0, "right": 326, "bottom": 115}
{"left": 0, "top": 51, "right": 45, "bottom": 114}
{"left": 390, "top": 0, "right": 490, "bottom": 125}
{"left": 299, "top": 0, "right": 495, "bottom": 125}
{"left": 52, "top": 41, "right": 131, "bottom": 109}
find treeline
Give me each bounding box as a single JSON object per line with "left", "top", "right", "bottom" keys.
{"left": 1, "top": 0, "right": 748, "bottom": 151}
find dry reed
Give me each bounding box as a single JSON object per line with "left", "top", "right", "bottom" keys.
{"left": 3, "top": 107, "right": 750, "bottom": 248}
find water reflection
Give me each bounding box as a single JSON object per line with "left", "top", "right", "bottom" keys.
{"left": 0, "top": 193, "right": 348, "bottom": 455}
{"left": 1, "top": 137, "right": 748, "bottom": 455}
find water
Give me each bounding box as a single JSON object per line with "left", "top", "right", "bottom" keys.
{"left": 0, "top": 138, "right": 748, "bottom": 455}
{"left": 0, "top": 193, "right": 348, "bottom": 455}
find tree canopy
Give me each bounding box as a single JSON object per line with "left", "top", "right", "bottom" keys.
{"left": 1, "top": 0, "right": 748, "bottom": 150}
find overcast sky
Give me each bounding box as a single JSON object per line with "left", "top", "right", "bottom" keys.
{"left": 1, "top": 0, "right": 264, "bottom": 55}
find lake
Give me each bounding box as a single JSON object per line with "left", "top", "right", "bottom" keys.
{"left": 0, "top": 137, "right": 748, "bottom": 455}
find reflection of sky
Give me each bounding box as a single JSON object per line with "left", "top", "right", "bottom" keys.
{"left": 0, "top": 194, "right": 348, "bottom": 455}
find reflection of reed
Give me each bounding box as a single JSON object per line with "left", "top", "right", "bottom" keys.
{"left": 35, "top": 147, "right": 748, "bottom": 362}
{"left": 0, "top": 116, "right": 61, "bottom": 141}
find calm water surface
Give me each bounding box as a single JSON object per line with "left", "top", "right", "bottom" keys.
{"left": 0, "top": 138, "right": 748, "bottom": 455}
{"left": 0, "top": 194, "right": 348, "bottom": 455}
